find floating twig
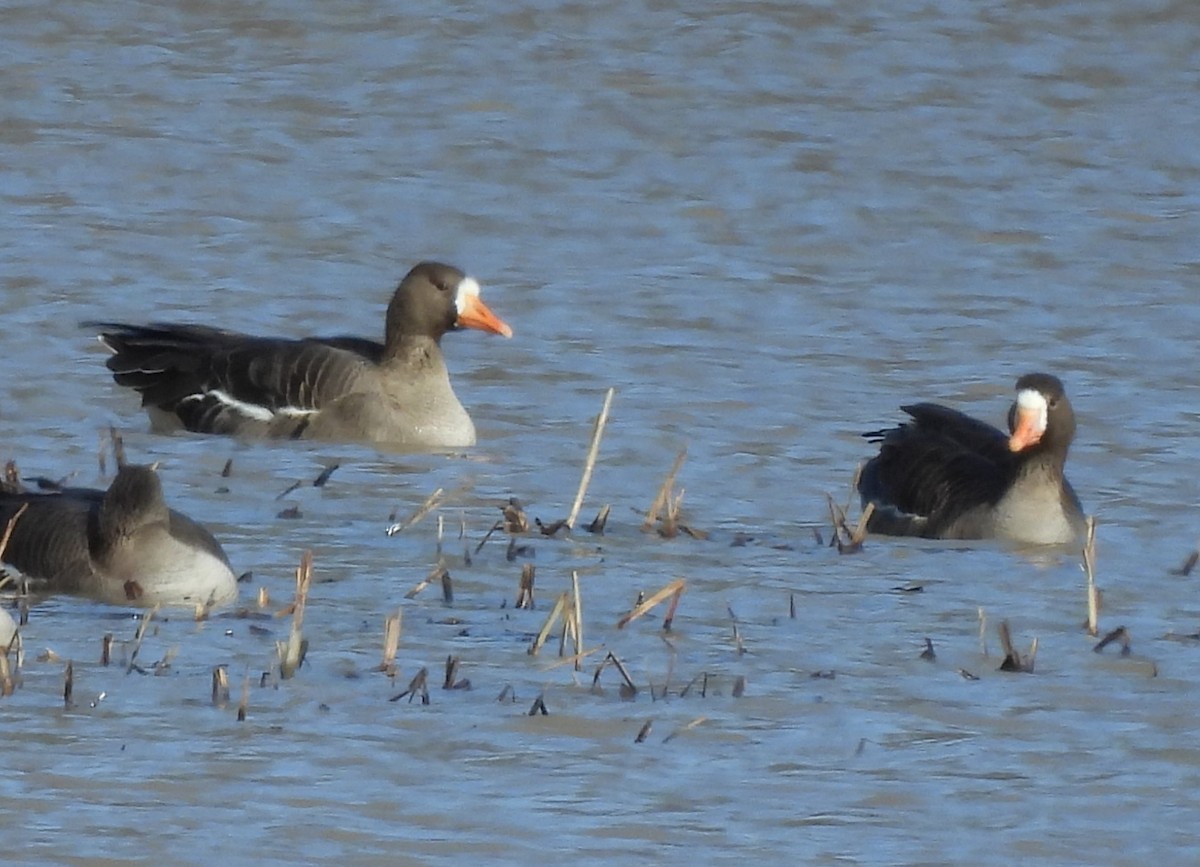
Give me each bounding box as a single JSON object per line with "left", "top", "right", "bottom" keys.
{"left": 566, "top": 387, "right": 615, "bottom": 530}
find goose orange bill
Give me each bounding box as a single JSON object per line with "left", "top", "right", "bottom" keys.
{"left": 1008, "top": 405, "right": 1044, "bottom": 452}
{"left": 457, "top": 294, "right": 513, "bottom": 338}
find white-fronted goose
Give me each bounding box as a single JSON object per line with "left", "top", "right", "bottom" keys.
{"left": 857, "top": 372, "right": 1086, "bottom": 545}
{"left": 0, "top": 465, "right": 237, "bottom": 607}
{"left": 89, "top": 261, "right": 513, "bottom": 449}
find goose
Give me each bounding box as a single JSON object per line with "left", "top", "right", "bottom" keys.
{"left": 0, "top": 465, "right": 238, "bottom": 607}
{"left": 89, "top": 261, "right": 512, "bottom": 449}
{"left": 857, "top": 372, "right": 1086, "bottom": 545}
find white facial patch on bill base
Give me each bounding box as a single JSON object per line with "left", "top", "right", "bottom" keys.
{"left": 454, "top": 277, "right": 482, "bottom": 316}
{"left": 1015, "top": 388, "right": 1048, "bottom": 435}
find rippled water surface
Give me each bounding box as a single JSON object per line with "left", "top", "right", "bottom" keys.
{"left": 3, "top": 0, "right": 1200, "bottom": 863}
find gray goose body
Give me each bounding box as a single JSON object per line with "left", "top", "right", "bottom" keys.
{"left": 857, "top": 373, "right": 1086, "bottom": 545}
{"left": 0, "top": 465, "right": 237, "bottom": 607}
{"left": 89, "top": 262, "right": 512, "bottom": 449}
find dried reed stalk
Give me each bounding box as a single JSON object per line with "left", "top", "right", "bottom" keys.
{"left": 237, "top": 673, "right": 249, "bottom": 721}
{"left": 997, "top": 619, "right": 1037, "bottom": 673}
{"left": 617, "top": 578, "right": 685, "bottom": 629}
{"left": 566, "top": 387, "right": 615, "bottom": 529}
{"left": 212, "top": 665, "right": 230, "bottom": 706}
{"left": 1083, "top": 516, "right": 1099, "bottom": 636}
{"left": 278, "top": 550, "right": 312, "bottom": 679}
{"left": 386, "top": 488, "right": 445, "bottom": 536}
{"left": 643, "top": 449, "right": 687, "bottom": 531}
{"left": 515, "top": 564, "right": 535, "bottom": 609}
{"left": 405, "top": 563, "right": 448, "bottom": 599}
{"left": 571, "top": 571, "right": 584, "bottom": 671}
{"left": 389, "top": 667, "right": 429, "bottom": 704}
{"left": 379, "top": 608, "right": 402, "bottom": 673}
{"left": 585, "top": 504, "right": 611, "bottom": 534}
{"left": 663, "top": 716, "right": 707, "bottom": 743}
{"left": 126, "top": 606, "right": 159, "bottom": 674}
{"left": 529, "top": 592, "right": 570, "bottom": 656}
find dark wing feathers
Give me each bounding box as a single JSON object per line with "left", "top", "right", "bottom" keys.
{"left": 91, "top": 322, "right": 382, "bottom": 434}
{"left": 0, "top": 491, "right": 92, "bottom": 591}
{"left": 859, "top": 403, "right": 1016, "bottom": 533}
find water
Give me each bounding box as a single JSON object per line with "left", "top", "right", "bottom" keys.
{"left": 2, "top": 0, "right": 1200, "bottom": 862}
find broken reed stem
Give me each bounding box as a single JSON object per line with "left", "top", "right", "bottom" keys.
{"left": 663, "top": 716, "right": 707, "bottom": 744}
{"left": 850, "top": 502, "right": 874, "bottom": 545}
{"left": 126, "top": 606, "right": 159, "bottom": 674}
{"left": 541, "top": 644, "right": 606, "bottom": 671}
{"left": 643, "top": 449, "right": 687, "bottom": 531}
{"left": 516, "top": 564, "right": 535, "bottom": 609}
{"left": 405, "top": 563, "right": 448, "bottom": 600}
{"left": 1083, "top": 516, "right": 1099, "bottom": 637}
{"left": 571, "top": 571, "right": 584, "bottom": 671}
{"left": 237, "top": 673, "right": 250, "bottom": 721}
{"left": 380, "top": 608, "right": 402, "bottom": 671}
{"left": 385, "top": 488, "right": 445, "bottom": 536}
{"left": 212, "top": 665, "right": 230, "bottom": 707}
{"left": 278, "top": 550, "right": 313, "bottom": 679}
{"left": 529, "top": 592, "right": 570, "bottom": 656}
{"left": 566, "top": 387, "right": 615, "bottom": 530}
{"left": 617, "top": 578, "right": 686, "bottom": 629}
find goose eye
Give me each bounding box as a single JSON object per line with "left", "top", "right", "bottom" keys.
{"left": 1048, "top": 398, "right": 1059, "bottom": 409}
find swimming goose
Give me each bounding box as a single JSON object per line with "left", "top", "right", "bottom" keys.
{"left": 857, "top": 372, "right": 1086, "bottom": 545}
{"left": 90, "top": 261, "right": 513, "bottom": 449}
{"left": 0, "top": 465, "right": 238, "bottom": 607}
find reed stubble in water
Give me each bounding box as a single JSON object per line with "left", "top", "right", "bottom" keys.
{"left": 277, "top": 550, "right": 312, "bottom": 680}
{"left": 997, "top": 620, "right": 1037, "bottom": 673}
{"left": 1082, "top": 516, "right": 1101, "bottom": 637}
{"left": 565, "top": 387, "right": 614, "bottom": 530}
{"left": 617, "top": 578, "right": 685, "bottom": 630}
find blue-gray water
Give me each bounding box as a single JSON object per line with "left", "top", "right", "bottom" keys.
{"left": 2, "top": 0, "right": 1200, "bottom": 863}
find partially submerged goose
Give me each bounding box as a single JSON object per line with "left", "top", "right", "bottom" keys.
{"left": 857, "top": 373, "right": 1086, "bottom": 545}
{"left": 0, "top": 465, "right": 238, "bottom": 607}
{"left": 90, "top": 261, "right": 513, "bottom": 449}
